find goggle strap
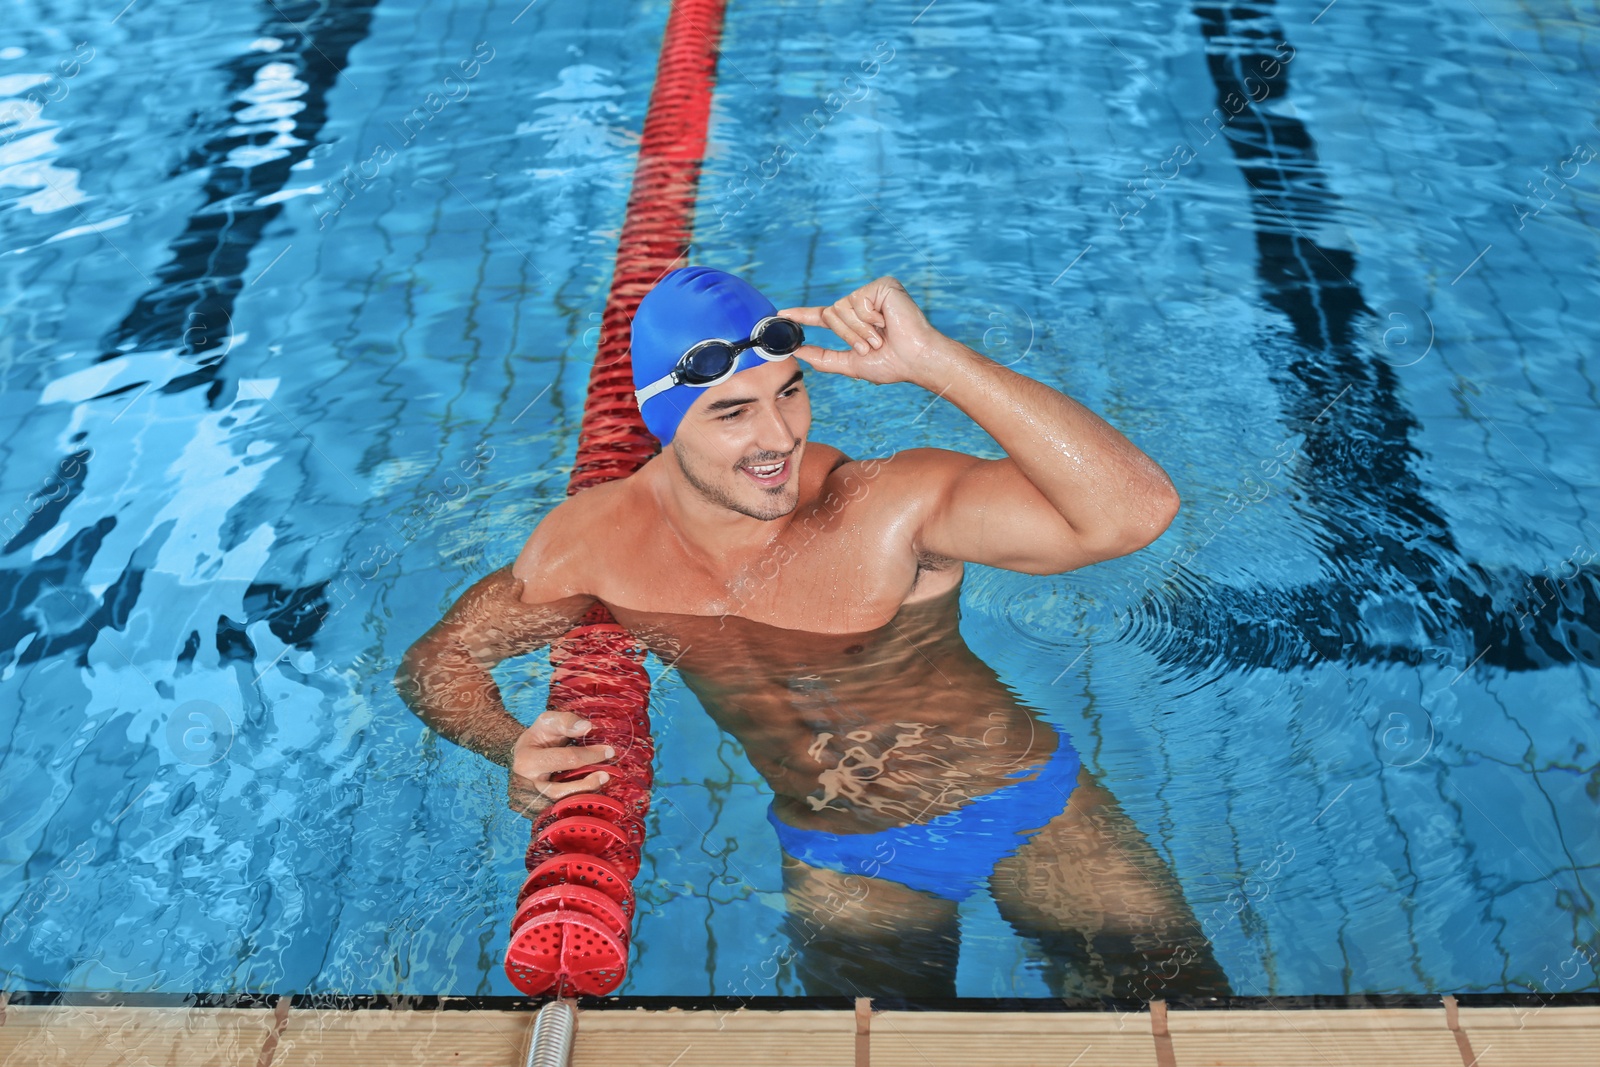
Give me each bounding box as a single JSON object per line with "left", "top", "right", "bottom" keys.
{"left": 634, "top": 376, "right": 677, "bottom": 407}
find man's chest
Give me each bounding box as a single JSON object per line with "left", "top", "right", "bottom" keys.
{"left": 598, "top": 498, "right": 925, "bottom": 633}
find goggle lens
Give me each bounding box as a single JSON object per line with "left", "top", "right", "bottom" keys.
{"left": 752, "top": 317, "right": 803, "bottom": 354}
{"left": 681, "top": 342, "right": 738, "bottom": 384}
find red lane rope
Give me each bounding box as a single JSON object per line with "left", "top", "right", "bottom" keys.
{"left": 503, "top": 0, "right": 727, "bottom": 998}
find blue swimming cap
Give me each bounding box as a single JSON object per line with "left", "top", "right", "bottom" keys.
{"left": 631, "top": 266, "right": 782, "bottom": 445}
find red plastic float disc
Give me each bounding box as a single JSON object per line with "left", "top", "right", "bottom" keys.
{"left": 587, "top": 699, "right": 649, "bottom": 717}
{"left": 548, "top": 761, "right": 653, "bottom": 810}
{"left": 576, "top": 728, "right": 648, "bottom": 753}
{"left": 512, "top": 883, "right": 631, "bottom": 940}
{"left": 611, "top": 749, "right": 654, "bottom": 776}
{"left": 577, "top": 700, "right": 647, "bottom": 720}
{"left": 581, "top": 722, "right": 651, "bottom": 750}
{"left": 537, "top": 814, "right": 628, "bottom": 855}
{"left": 534, "top": 794, "right": 645, "bottom": 847}
{"left": 592, "top": 728, "right": 652, "bottom": 753}
{"left": 601, "top": 776, "right": 651, "bottom": 819}
{"left": 503, "top": 960, "right": 557, "bottom": 997}
{"left": 527, "top": 815, "right": 640, "bottom": 879}
{"left": 604, "top": 783, "right": 650, "bottom": 818}
{"left": 518, "top": 852, "right": 635, "bottom": 911}
{"left": 504, "top": 911, "right": 628, "bottom": 997}
{"left": 585, "top": 723, "right": 646, "bottom": 748}
{"left": 535, "top": 792, "right": 630, "bottom": 828}
{"left": 548, "top": 761, "right": 618, "bottom": 784}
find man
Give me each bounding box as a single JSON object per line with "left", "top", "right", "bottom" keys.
{"left": 393, "top": 266, "right": 1228, "bottom": 997}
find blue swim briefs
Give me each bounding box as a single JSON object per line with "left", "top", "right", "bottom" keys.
{"left": 766, "top": 722, "right": 1082, "bottom": 902}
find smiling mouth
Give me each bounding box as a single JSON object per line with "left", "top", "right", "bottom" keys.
{"left": 740, "top": 458, "right": 789, "bottom": 486}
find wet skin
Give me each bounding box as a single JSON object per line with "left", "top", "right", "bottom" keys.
{"left": 394, "top": 276, "right": 1229, "bottom": 997}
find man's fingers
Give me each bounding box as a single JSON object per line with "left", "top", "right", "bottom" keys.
{"left": 522, "top": 709, "right": 591, "bottom": 746}
{"left": 832, "top": 299, "right": 883, "bottom": 350}
{"left": 822, "top": 306, "right": 869, "bottom": 354}
{"left": 543, "top": 770, "right": 611, "bottom": 801}
{"left": 842, "top": 295, "right": 885, "bottom": 344}
{"left": 793, "top": 344, "right": 856, "bottom": 377}
{"left": 522, "top": 743, "right": 615, "bottom": 778}
{"left": 827, "top": 302, "right": 870, "bottom": 346}
{"left": 782, "top": 287, "right": 900, "bottom": 356}
{"left": 862, "top": 298, "right": 888, "bottom": 329}
{"left": 506, "top": 741, "right": 615, "bottom": 819}
{"left": 512, "top": 734, "right": 614, "bottom": 780}
{"left": 779, "top": 298, "right": 884, "bottom": 344}
{"left": 775, "top": 305, "right": 826, "bottom": 326}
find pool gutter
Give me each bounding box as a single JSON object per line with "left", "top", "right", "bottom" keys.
{"left": 4, "top": 990, "right": 1600, "bottom": 1066}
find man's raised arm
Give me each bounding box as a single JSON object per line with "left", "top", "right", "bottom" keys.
{"left": 778, "top": 276, "right": 1181, "bottom": 575}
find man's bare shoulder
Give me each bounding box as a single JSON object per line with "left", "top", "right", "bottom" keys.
{"left": 822, "top": 445, "right": 983, "bottom": 503}
{"left": 803, "top": 441, "right": 850, "bottom": 476}
{"left": 814, "top": 445, "right": 974, "bottom": 577}
{"left": 510, "top": 475, "right": 648, "bottom": 602}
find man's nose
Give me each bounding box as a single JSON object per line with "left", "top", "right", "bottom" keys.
{"left": 752, "top": 400, "right": 798, "bottom": 453}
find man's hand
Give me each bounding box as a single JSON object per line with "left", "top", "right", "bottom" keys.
{"left": 776, "top": 276, "right": 959, "bottom": 388}
{"left": 506, "top": 709, "right": 614, "bottom": 820}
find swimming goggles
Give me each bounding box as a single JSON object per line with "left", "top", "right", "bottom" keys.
{"left": 634, "top": 316, "right": 805, "bottom": 407}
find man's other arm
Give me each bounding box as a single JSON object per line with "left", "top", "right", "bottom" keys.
{"left": 391, "top": 562, "right": 596, "bottom": 769}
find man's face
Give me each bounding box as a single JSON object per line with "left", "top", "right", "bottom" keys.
{"left": 669, "top": 357, "right": 810, "bottom": 521}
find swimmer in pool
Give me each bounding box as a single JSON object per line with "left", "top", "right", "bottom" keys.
{"left": 393, "top": 266, "right": 1230, "bottom": 998}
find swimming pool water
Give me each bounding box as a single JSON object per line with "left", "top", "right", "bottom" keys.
{"left": 1, "top": 0, "right": 1597, "bottom": 998}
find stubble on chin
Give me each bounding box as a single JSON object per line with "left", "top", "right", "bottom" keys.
{"left": 676, "top": 443, "right": 803, "bottom": 521}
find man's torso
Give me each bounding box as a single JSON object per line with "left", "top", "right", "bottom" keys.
{"left": 517, "top": 443, "right": 1056, "bottom": 832}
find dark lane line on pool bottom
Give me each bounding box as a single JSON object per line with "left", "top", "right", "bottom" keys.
{"left": 0, "top": 1, "right": 383, "bottom": 682}
{"left": 93, "top": 0, "right": 380, "bottom": 389}
{"left": 1125, "top": 1, "right": 1600, "bottom": 684}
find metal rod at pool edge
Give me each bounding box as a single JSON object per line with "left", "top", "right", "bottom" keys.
{"left": 525, "top": 998, "right": 577, "bottom": 1067}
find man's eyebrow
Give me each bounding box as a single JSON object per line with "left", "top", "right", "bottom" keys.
{"left": 703, "top": 370, "right": 805, "bottom": 413}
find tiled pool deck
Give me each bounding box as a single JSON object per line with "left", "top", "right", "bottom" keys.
{"left": 3, "top": 993, "right": 1597, "bottom": 1066}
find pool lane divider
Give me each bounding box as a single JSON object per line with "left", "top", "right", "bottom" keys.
{"left": 501, "top": 0, "right": 728, "bottom": 998}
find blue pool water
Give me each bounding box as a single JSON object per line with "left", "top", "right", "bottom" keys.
{"left": 1, "top": 0, "right": 1597, "bottom": 998}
